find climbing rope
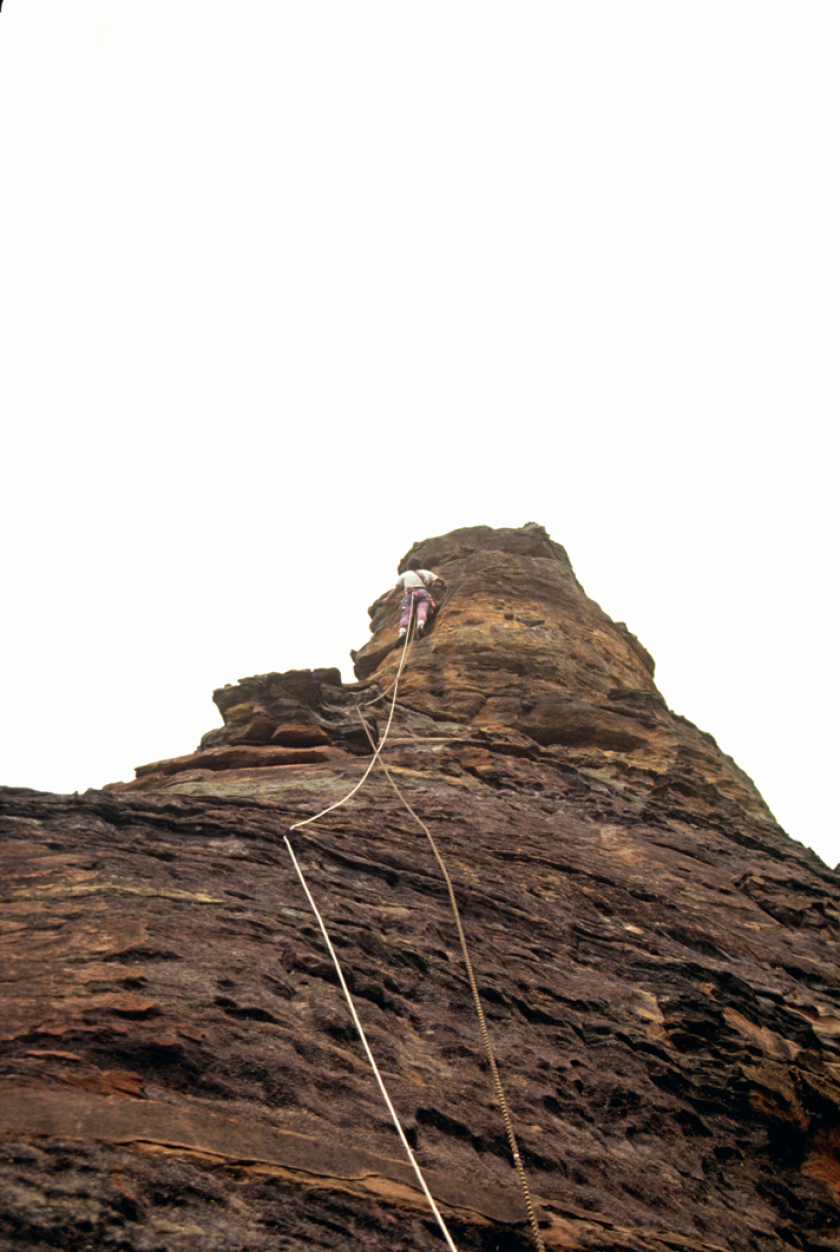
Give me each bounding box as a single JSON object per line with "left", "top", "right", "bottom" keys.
{"left": 283, "top": 830, "right": 459, "bottom": 1252}
{"left": 284, "top": 620, "right": 462, "bottom": 1250}
{"left": 357, "top": 714, "right": 547, "bottom": 1252}
{"left": 283, "top": 599, "right": 546, "bottom": 1252}
{"left": 288, "top": 618, "right": 414, "bottom": 833}
{"left": 353, "top": 580, "right": 456, "bottom": 710}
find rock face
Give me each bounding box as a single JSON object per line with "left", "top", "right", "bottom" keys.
{"left": 2, "top": 524, "right": 839, "bottom": 1252}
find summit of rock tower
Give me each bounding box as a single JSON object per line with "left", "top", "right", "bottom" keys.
{"left": 124, "top": 523, "right": 773, "bottom": 832}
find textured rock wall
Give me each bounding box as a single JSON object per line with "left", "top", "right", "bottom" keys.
{"left": 1, "top": 524, "right": 838, "bottom": 1252}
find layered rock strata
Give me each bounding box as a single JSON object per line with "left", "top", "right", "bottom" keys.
{"left": 1, "top": 524, "right": 838, "bottom": 1252}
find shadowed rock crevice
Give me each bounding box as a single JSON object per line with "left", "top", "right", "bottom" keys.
{"left": 1, "top": 523, "right": 838, "bottom": 1252}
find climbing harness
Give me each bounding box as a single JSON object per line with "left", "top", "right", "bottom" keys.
{"left": 283, "top": 598, "right": 547, "bottom": 1252}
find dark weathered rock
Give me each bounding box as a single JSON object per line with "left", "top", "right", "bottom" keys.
{"left": 201, "top": 667, "right": 379, "bottom": 756}
{"left": 1, "top": 524, "right": 838, "bottom": 1252}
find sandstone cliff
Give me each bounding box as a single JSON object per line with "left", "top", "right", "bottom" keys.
{"left": 1, "top": 524, "right": 838, "bottom": 1252}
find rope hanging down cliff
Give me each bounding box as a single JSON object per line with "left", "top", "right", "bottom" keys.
{"left": 282, "top": 608, "right": 547, "bottom": 1252}
{"left": 356, "top": 711, "right": 547, "bottom": 1252}
{"left": 284, "top": 622, "right": 459, "bottom": 1252}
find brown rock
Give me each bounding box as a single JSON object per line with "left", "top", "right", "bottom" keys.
{"left": 133, "top": 743, "right": 342, "bottom": 780}
{"left": 199, "top": 666, "right": 377, "bottom": 756}
{"left": 1, "top": 524, "right": 838, "bottom": 1252}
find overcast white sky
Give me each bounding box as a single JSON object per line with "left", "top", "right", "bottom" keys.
{"left": 1, "top": 2, "right": 837, "bottom": 866}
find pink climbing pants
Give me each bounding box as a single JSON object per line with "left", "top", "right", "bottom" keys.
{"left": 399, "top": 589, "right": 434, "bottom": 632}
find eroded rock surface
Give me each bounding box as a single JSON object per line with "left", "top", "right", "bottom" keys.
{"left": 1, "top": 524, "right": 838, "bottom": 1252}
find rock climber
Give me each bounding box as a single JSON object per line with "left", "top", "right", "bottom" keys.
{"left": 388, "top": 569, "right": 445, "bottom": 644}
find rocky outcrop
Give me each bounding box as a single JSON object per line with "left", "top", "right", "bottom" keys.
{"left": 1, "top": 524, "right": 838, "bottom": 1252}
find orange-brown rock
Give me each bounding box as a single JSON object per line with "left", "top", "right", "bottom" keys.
{"left": 1, "top": 524, "right": 838, "bottom": 1252}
